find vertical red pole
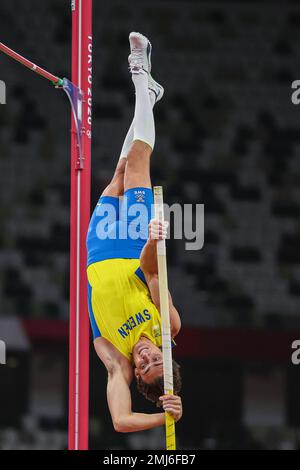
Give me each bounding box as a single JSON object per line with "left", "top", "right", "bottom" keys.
{"left": 69, "top": 0, "right": 92, "bottom": 450}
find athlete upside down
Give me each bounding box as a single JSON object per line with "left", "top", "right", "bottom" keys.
{"left": 86, "top": 33, "right": 182, "bottom": 433}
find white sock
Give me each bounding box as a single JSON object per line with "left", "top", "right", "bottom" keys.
{"left": 119, "top": 121, "right": 134, "bottom": 160}
{"left": 119, "top": 88, "right": 156, "bottom": 160}
{"left": 132, "top": 72, "right": 155, "bottom": 150}
{"left": 149, "top": 90, "right": 156, "bottom": 108}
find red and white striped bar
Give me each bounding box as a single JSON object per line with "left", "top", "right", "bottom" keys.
{"left": 0, "top": 42, "right": 62, "bottom": 85}
{"left": 68, "top": 0, "right": 92, "bottom": 451}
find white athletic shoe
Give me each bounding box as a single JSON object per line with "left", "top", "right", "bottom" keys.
{"left": 128, "top": 32, "right": 164, "bottom": 103}
{"left": 128, "top": 32, "right": 152, "bottom": 74}
{"left": 148, "top": 74, "right": 164, "bottom": 104}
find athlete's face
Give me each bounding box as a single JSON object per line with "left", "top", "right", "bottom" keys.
{"left": 133, "top": 337, "right": 164, "bottom": 384}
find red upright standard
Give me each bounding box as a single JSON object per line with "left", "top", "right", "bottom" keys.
{"left": 68, "top": 0, "right": 93, "bottom": 451}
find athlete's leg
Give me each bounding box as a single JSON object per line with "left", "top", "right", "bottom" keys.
{"left": 101, "top": 78, "right": 154, "bottom": 197}
{"left": 125, "top": 144, "right": 151, "bottom": 190}
{"left": 103, "top": 33, "right": 163, "bottom": 196}
{"left": 102, "top": 91, "right": 154, "bottom": 198}
{"left": 102, "top": 81, "right": 155, "bottom": 196}
{"left": 101, "top": 157, "right": 126, "bottom": 198}
{"left": 125, "top": 72, "right": 154, "bottom": 190}
{"left": 124, "top": 33, "right": 163, "bottom": 191}
{"left": 119, "top": 84, "right": 156, "bottom": 161}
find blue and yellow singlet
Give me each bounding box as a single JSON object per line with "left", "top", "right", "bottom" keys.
{"left": 87, "top": 258, "right": 163, "bottom": 363}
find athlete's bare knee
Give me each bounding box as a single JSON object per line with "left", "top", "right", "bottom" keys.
{"left": 101, "top": 157, "right": 127, "bottom": 197}
{"left": 126, "top": 156, "right": 149, "bottom": 178}
{"left": 128, "top": 140, "right": 152, "bottom": 163}
{"left": 102, "top": 159, "right": 126, "bottom": 197}
{"left": 114, "top": 158, "right": 127, "bottom": 178}
{"left": 127, "top": 146, "right": 151, "bottom": 173}
{"left": 102, "top": 178, "right": 124, "bottom": 197}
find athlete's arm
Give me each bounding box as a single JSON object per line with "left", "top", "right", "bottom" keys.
{"left": 140, "top": 220, "right": 181, "bottom": 337}
{"left": 107, "top": 362, "right": 166, "bottom": 432}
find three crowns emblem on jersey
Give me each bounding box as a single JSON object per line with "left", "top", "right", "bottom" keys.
{"left": 134, "top": 190, "right": 145, "bottom": 203}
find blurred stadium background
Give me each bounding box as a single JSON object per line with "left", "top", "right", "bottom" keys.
{"left": 0, "top": 0, "right": 300, "bottom": 450}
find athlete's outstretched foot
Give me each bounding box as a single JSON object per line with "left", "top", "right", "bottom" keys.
{"left": 128, "top": 32, "right": 164, "bottom": 104}
{"left": 128, "top": 32, "right": 152, "bottom": 75}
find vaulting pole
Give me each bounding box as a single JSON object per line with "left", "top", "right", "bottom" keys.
{"left": 68, "top": 0, "right": 93, "bottom": 450}
{"left": 154, "top": 187, "right": 176, "bottom": 450}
